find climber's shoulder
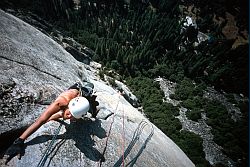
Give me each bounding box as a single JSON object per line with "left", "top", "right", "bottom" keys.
{"left": 54, "top": 89, "right": 79, "bottom": 106}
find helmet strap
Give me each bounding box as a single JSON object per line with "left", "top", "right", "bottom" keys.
{"left": 78, "top": 86, "right": 83, "bottom": 97}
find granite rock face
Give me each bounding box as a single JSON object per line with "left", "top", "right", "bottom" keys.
{"left": 0, "top": 10, "right": 194, "bottom": 167}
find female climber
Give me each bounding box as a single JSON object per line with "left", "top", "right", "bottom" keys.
{"left": 4, "top": 82, "right": 99, "bottom": 164}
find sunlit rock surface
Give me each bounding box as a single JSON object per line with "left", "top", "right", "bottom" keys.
{"left": 0, "top": 10, "right": 194, "bottom": 167}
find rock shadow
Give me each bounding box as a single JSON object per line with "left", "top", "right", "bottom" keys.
{"left": 26, "top": 119, "right": 106, "bottom": 162}
{"left": 65, "top": 119, "right": 106, "bottom": 162}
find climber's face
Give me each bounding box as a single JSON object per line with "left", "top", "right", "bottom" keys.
{"left": 63, "top": 109, "right": 74, "bottom": 120}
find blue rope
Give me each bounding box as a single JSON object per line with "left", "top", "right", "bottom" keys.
{"left": 37, "top": 123, "right": 63, "bottom": 167}
{"left": 126, "top": 123, "right": 154, "bottom": 166}
{"left": 113, "top": 120, "right": 153, "bottom": 167}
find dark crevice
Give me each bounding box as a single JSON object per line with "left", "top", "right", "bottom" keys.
{"left": 101, "top": 112, "right": 114, "bottom": 120}
{"left": 0, "top": 126, "right": 29, "bottom": 158}
{"left": 0, "top": 56, "right": 61, "bottom": 80}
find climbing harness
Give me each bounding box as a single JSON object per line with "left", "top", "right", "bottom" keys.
{"left": 36, "top": 123, "right": 63, "bottom": 167}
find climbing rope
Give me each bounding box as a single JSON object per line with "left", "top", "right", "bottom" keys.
{"left": 98, "top": 93, "right": 121, "bottom": 167}
{"left": 98, "top": 113, "right": 115, "bottom": 167}
{"left": 46, "top": 139, "right": 66, "bottom": 167}
{"left": 36, "top": 123, "right": 63, "bottom": 167}
{"left": 113, "top": 120, "right": 154, "bottom": 167}
{"left": 126, "top": 123, "right": 154, "bottom": 166}
{"left": 98, "top": 92, "right": 154, "bottom": 167}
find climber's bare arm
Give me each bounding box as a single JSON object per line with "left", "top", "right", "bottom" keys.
{"left": 47, "top": 111, "right": 64, "bottom": 122}
{"left": 19, "top": 97, "right": 68, "bottom": 140}
{"left": 19, "top": 89, "right": 79, "bottom": 140}
{"left": 47, "top": 109, "right": 73, "bottom": 121}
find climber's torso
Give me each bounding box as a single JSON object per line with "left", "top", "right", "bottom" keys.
{"left": 55, "top": 89, "right": 79, "bottom": 106}
{"left": 54, "top": 89, "right": 79, "bottom": 119}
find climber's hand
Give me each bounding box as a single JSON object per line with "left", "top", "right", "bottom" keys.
{"left": 4, "top": 138, "right": 25, "bottom": 165}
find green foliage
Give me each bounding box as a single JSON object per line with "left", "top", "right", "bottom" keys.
{"left": 186, "top": 108, "right": 202, "bottom": 122}
{"left": 204, "top": 100, "right": 248, "bottom": 165}
{"left": 204, "top": 101, "right": 228, "bottom": 119}
{"left": 126, "top": 77, "right": 181, "bottom": 134}
{"left": 224, "top": 94, "right": 237, "bottom": 104}
{"left": 182, "top": 97, "right": 206, "bottom": 110}
{"left": 110, "top": 60, "right": 121, "bottom": 71}
{"left": 125, "top": 76, "right": 209, "bottom": 165}
{"left": 108, "top": 78, "right": 116, "bottom": 87}
{"left": 99, "top": 69, "right": 105, "bottom": 80}
{"left": 174, "top": 77, "right": 206, "bottom": 100}
{"left": 174, "top": 78, "right": 195, "bottom": 100}
{"left": 175, "top": 130, "right": 208, "bottom": 166}
{"left": 51, "top": 0, "right": 184, "bottom": 78}
{"left": 19, "top": 0, "right": 248, "bottom": 166}
{"left": 182, "top": 99, "right": 197, "bottom": 109}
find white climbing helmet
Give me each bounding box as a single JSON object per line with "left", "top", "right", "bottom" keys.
{"left": 68, "top": 97, "right": 90, "bottom": 119}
